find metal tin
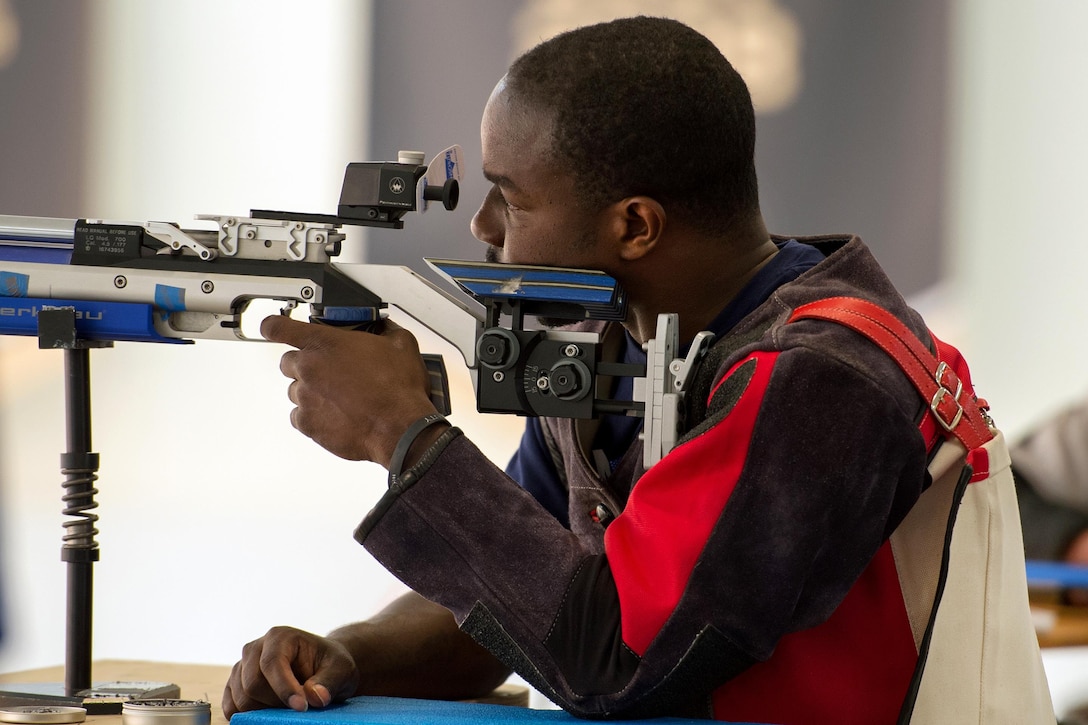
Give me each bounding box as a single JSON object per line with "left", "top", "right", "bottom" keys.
{"left": 0, "top": 706, "right": 87, "bottom": 724}
{"left": 121, "top": 700, "right": 210, "bottom": 725}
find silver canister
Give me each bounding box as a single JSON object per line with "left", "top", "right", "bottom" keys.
{"left": 0, "top": 707, "right": 87, "bottom": 724}
{"left": 121, "top": 700, "right": 211, "bottom": 725}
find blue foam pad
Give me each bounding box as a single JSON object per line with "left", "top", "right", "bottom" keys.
{"left": 230, "top": 695, "right": 764, "bottom": 725}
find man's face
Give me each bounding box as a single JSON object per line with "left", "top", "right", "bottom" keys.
{"left": 471, "top": 80, "right": 609, "bottom": 271}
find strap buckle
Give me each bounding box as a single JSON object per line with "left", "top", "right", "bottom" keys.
{"left": 930, "top": 361, "right": 964, "bottom": 432}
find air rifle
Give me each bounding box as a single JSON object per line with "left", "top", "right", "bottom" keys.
{"left": 0, "top": 147, "right": 712, "bottom": 467}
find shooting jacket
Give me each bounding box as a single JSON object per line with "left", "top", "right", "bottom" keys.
{"left": 356, "top": 236, "right": 1053, "bottom": 724}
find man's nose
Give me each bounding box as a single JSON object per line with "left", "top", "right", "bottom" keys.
{"left": 471, "top": 198, "right": 504, "bottom": 249}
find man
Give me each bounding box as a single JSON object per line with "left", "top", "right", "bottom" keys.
{"left": 223, "top": 17, "right": 1052, "bottom": 724}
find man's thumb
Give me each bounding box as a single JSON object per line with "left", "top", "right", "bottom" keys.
{"left": 302, "top": 681, "right": 332, "bottom": 709}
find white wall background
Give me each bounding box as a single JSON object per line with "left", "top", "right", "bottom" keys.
{"left": 0, "top": 0, "right": 523, "bottom": 676}
{"left": 942, "top": 0, "right": 1088, "bottom": 440}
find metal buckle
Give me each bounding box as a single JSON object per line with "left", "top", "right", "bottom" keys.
{"left": 930, "top": 361, "right": 964, "bottom": 432}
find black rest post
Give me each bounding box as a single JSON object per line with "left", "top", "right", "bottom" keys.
{"left": 37, "top": 307, "right": 112, "bottom": 696}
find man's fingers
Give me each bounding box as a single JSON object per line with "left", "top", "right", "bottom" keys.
{"left": 286, "top": 379, "right": 301, "bottom": 405}
{"left": 222, "top": 654, "right": 292, "bottom": 719}
{"left": 280, "top": 350, "right": 301, "bottom": 380}
{"left": 221, "top": 627, "right": 359, "bottom": 719}
{"left": 263, "top": 314, "right": 408, "bottom": 354}
{"left": 261, "top": 314, "right": 322, "bottom": 347}
{"left": 258, "top": 635, "right": 312, "bottom": 711}
{"left": 301, "top": 640, "right": 360, "bottom": 707}
{"left": 222, "top": 662, "right": 242, "bottom": 719}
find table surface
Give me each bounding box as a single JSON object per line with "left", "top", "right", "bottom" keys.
{"left": 0, "top": 661, "right": 528, "bottom": 725}
{"left": 1030, "top": 595, "right": 1088, "bottom": 648}
{"left": 0, "top": 661, "right": 233, "bottom": 725}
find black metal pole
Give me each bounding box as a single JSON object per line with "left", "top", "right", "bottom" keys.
{"left": 60, "top": 345, "right": 100, "bottom": 696}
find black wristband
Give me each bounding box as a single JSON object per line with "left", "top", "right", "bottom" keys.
{"left": 387, "top": 413, "right": 447, "bottom": 487}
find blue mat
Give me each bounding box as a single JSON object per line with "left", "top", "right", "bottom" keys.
{"left": 231, "top": 695, "right": 764, "bottom": 725}
{"left": 1025, "top": 559, "right": 1088, "bottom": 589}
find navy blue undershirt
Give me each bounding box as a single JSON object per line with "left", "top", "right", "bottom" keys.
{"left": 506, "top": 240, "right": 826, "bottom": 526}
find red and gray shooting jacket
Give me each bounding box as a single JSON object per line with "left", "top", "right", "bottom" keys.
{"left": 356, "top": 236, "right": 1052, "bottom": 724}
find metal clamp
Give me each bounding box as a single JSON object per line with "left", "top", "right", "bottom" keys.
{"left": 144, "top": 221, "right": 218, "bottom": 261}
{"left": 669, "top": 330, "right": 715, "bottom": 394}
{"left": 197, "top": 215, "right": 342, "bottom": 262}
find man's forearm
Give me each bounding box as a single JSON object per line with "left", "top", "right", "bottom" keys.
{"left": 328, "top": 591, "right": 512, "bottom": 700}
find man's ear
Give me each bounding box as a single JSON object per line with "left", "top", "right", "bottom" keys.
{"left": 604, "top": 196, "right": 665, "bottom": 261}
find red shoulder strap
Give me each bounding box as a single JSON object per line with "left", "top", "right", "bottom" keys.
{"left": 787, "top": 297, "right": 993, "bottom": 454}
{"left": 789, "top": 299, "right": 997, "bottom": 721}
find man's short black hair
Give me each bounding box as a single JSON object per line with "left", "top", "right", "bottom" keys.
{"left": 507, "top": 16, "right": 760, "bottom": 237}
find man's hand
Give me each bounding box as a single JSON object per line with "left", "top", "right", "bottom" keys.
{"left": 260, "top": 315, "right": 439, "bottom": 466}
{"left": 222, "top": 626, "right": 360, "bottom": 719}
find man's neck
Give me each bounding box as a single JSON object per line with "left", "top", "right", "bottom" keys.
{"left": 622, "top": 231, "right": 779, "bottom": 346}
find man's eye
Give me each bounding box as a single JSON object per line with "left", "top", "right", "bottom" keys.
{"left": 490, "top": 185, "right": 518, "bottom": 212}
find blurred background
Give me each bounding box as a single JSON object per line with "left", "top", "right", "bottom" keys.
{"left": 1, "top": 0, "right": 1086, "bottom": 715}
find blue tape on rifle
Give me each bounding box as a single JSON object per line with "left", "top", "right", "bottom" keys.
{"left": 323, "top": 306, "right": 381, "bottom": 323}
{"left": 154, "top": 284, "right": 187, "bottom": 311}
{"left": 0, "top": 271, "right": 29, "bottom": 296}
